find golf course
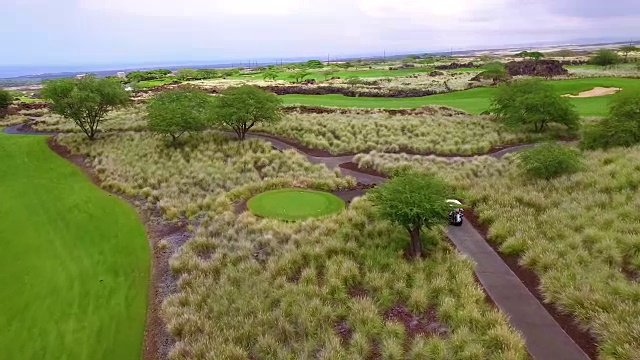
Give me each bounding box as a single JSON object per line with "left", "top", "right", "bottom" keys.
{"left": 0, "top": 132, "right": 149, "bottom": 360}
{"left": 281, "top": 77, "right": 640, "bottom": 116}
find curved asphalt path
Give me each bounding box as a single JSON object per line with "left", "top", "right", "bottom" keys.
{"left": 5, "top": 124, "right": 589, "bottom": 360}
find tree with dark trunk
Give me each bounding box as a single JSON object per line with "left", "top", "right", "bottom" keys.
{"left": 212, "top": 85, "right": 282, "bottom": 141}
{"left": 368, "top": 172, "right": 452, "bottom": 258}
{"left": 490, "top": 79, "right": 579, "bottom": 133}
{"left": 146, "top": 88, "right": 215, "bottom": 145}
{"left": 41, "top": 76, "right": 129, "bottom": 140}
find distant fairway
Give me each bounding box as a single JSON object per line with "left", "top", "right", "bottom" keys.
{"left": 281, "top": 77, "right": 640, "bottom": 116}
{"left": 230, "top": 67, "right": 436, "bottom": 81}
{"left": 0, "top": 133, "right": 149, "bottom": 360}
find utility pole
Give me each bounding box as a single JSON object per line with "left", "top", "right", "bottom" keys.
{"left": 384, "top": 50, "right": 386, "bottom": 61}
{"left": 327, "top": 53, "right": 330, "bottom": 65}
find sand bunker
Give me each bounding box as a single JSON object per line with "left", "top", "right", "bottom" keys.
{"left": 563, "top": 87, "right": 621, "bottom": 98}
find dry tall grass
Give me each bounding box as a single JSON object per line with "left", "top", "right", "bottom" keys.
{"left": 355, "top": 147, "right": 640, "bottom": 359}
{"left": 257, "top": 113, "right": 555, "bottom": 155}
{"left": 57, "top": 132, "right": 352, "bottom": 220}
{"left": 164, "top": 199, "right": 527, "bottom": 359}
{"left": 34, "top": 106, "right": 148, "bottom": 132}
{"left": 56, "top": 131, "right": 527, "bottom": 359}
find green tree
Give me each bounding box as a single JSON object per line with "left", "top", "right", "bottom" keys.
{"left": 527, "top": 51, "right": 545, "bottom": 61}
{"left": 289, "top": 70, "right": 310, "bottom": 83}
{"left": 518, "top": 143, "right": 584, "bottom": 180}
{"left": 581, "top": 91, "right": 640, "bottom": 149}
{"left": 196, "top": 69, "right": 219, "bottom": 79}
{"left": 0, "top": 89, "right": 12, "bottom": 113}
{"left": 41, "top": 76, "right": 129, "bottom": 140}
{"left": 322, "top": 69, "right": 337, "bottom": 80}
{"left": 346, "top": 77, "right": 364, "bottom": 87}
{"left": 176, "top": 68, "right": 200, "bottom": 81}
{"left": 146, "top": 88, "right": 214, "bottom": 144}
{"left": 306, "top": 60, "right": 323, "bottom": 68}
{"left": 368, "top": 173, "right": 452, "bottom": 258}
{"left": 490, "top": 79, "right": 579, "bottom": 132}
{"left": 262, "top": 70, "right": 279, "bottom": 81}
{"left": 589, "top": 50, "right": 622, "bottom": 66}
{"left": 619, "top": 45, "right": 639, "bottom": 62}
{"left": 212, "top": 85, "right": 282, "bottom": 140}
{"left": 515, "top": 51, "right": 530, "bottom": 59}
{"left": 337, "top": 62, "right": 352, "bottom": 70}
{"left": 478, "top": 62, "right": 508, "bottom": 84}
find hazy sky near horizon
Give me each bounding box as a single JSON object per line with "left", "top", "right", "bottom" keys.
{"left": 2, "top": 0, "right": 639, "bottom": 66}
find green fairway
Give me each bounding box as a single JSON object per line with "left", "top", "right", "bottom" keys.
{"left": 247, "top": 189, "right": 345, "bottom": 221}
{"left": 0, "top": 133, "right": 149, "bottom": 360}
{"left": 281, "top": 77, "right": 640, "bottom": 116}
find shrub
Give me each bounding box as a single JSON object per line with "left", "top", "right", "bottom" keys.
{"left": 212, "top": 85, "right": 282, "bottom": 140}
{"left": 589, "top": 50, "right": 622, "bottom": 66}
{"left": 147, "top": 88, "right": 215, "bottom": 144}
{"left": 477, "top": 62, "right": 508, "bottom": 84}
{"left": 41, "top": 76, "right": 129, "bottom": 140}
{"left": 517, "top": 143, "right": 584, "bottom": 180}
{"left": 289, "top": 70, "right": 310, "bottom": 83}
{"left": 0, "top": 89, "right": 11, "bottom": 112}
{"left": 581, "top": 91, "right": 640, "bottom": 149}
{"left": 490, "top": 79, "right": 579, "bottom": 132}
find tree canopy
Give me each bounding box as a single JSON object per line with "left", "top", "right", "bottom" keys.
{"left": 289, "top": 70, "right": 311, "bottom": 83}
{"left": 515, "top": 51, "right": 545, "bottom": 60}
{"left": 368, "top": 172, "right": 452, "bottom": 258}
{"left": 41, "top": 76, "right": 130, "bottom": 140}
{"left": 581, "top": 91, "right": 640, "bottom": 149}
{"left": 477, "top": 62, "right": 508, "bottom": 84}
{"left": 490, "top": 79, "right": 579, "bottom": 132}
{"left": 589, "top": 50, "right": 622, "bottom": 66}
{"left": 262, "top": 70, "right": 278, "bottom": 81}
{"left": 147, "top": 88, "right": 215, "bottom": 144}
{"left": 125, "top": 69, "right": 171, "bottom": 83}
{"left": 212, "top": 85, "right": 282, "bottom": 140}
{"left": 0, "top": 89, "right": 11, "bottom": 112}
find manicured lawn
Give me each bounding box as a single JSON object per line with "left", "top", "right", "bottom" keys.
{"left": 17, "top": 97, "right": 46, "bottom": 103}
{"left": 281, "top": 77, "right": 640, "bottom": 116}
{"left": 247, "top": 189, "right": 345, "bottom": 221}
{"left": 0, "top": 133, "right": 149, "bottom": 360}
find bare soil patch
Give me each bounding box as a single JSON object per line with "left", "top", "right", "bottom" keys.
{"left": 563, "top": 87, "right": 621, "bottom": 98}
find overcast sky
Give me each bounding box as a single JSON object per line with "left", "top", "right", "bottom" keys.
{"left": 2, "top": 0, "right": 639, "bottom": 66}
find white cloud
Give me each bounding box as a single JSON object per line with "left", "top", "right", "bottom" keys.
{"left": 357, "top": 0, "right": 508, "bottom": 19}
{"left": 80, "top": 0, "right": 308, "bottom": 17}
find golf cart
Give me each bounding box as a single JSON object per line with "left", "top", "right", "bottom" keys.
{"left": 447, "top": 199, "right": 464, "bottom": 226}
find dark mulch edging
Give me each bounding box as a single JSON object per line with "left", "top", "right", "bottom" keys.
{"left": 251, "top": 132, "right": 344, "bottom": 157}
{"left": 465, "top": 210, "right": 599, "bottom": 360}
{"left": 282, "top": 105, "right": 469, "bottom": 117}
{"left": 339, "top": 162, "right": 388, "bottom": 178}
{"left": 47, "top": 137, "right": 177, "bottom": 360}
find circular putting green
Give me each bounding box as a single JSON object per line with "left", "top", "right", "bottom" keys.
{"left": 247, "top": 189, "right": 345, "bottom": 221}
